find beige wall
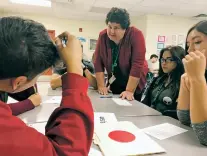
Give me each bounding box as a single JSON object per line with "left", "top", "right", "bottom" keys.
{"left": 144, "top": 14, "right": 199, "bottom": 59}
{"left": 0, "top": 12, "right": 201, "bottom": 60}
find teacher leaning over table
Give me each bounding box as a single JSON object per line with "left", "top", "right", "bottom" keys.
{"left": 94, "top": 7, "right": 148, "bottom": 101}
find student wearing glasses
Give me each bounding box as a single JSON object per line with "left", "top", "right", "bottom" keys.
{"left": 141, "top": 46, "right": 185, "bottom": 118}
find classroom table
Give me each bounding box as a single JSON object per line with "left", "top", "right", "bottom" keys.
{"left": 47, "top": 87, "right": 162, "bottom": 117}
{"left": 117, "top": 116, "right": 207, "bottom": 156}
{"left": 88, "top": 89, "right": 162, "bottom": 117}
{"left": 19, "top": 82, "right": 206, "bottom": 156}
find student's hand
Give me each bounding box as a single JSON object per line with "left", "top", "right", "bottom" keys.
{"left": 120, "top": 91, "right": 134, "bottom": 101}
{"left": 183, "top": 50, "right": 206, "bottom": 81}
{"left": 98, "top": 86, "right": 108, "bottom": 95}
{"left": 28, "top": 94, "right": 42, "bottom": 107}
{"left": 181, "top": 73, "right": 190, "bottom": 91}
{"left": 55, "top": 31, "right": 83, "bottom": 76}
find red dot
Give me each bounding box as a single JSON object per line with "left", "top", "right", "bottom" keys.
{"left": 108, "top": 130, "right": 135, "bottom": 143}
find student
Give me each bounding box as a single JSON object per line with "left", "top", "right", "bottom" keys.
{"left": 147, "top": 54, "right": 159, "bottom": 76}
{"left": 0, "top": 86, "right": 41, "bottom": 116}
{"left": 94, "top": 7, "right": 148, "bottom": 101}
{"left": 50, "top": 46, "right": 97, "bottom": 90}
{"left": 0, "top": 17, "right": 94, "bottom": 155}
{"left": 177, "top": 21, "right": 207, "bottom": 146}
{"left": 141, "top": 46, "right": 185, "bottom": 119}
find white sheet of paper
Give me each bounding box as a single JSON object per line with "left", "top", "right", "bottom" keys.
{"left": 95, "top": 121, "right": 165, "bottom": 156}
{"left": 142, "top": 123, "right": 188, "bottom": 140}
{"left": 43, "top": 96, "right": 62, "bottom": 104}
{"left": 7, "top": 97, "right": 18, "bottom": 103}
{"left": 112, "top": 98, "right": 132, "bottom": 106}
{"left": 88, "top": 148, "right": 103, "bottom": 156}
{"left": 27, "top": 122, "right": 47, "bottom": 134}
{"left": 94, "top": 112, "right": 117, "bottom": 130}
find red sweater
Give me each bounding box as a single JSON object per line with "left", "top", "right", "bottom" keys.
{"left": 94, "top": 27, "right": 148, "bottom": 93}
{"left": 0, "top": 73, "right": 94, "bottom": 156}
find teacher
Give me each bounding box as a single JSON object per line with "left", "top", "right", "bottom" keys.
{"left": 94, "top": 7, "right": 148, "bottom": 101}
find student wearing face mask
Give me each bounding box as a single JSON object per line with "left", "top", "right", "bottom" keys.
{"left": 177, "top": 21, "right": 207, "bottom": 146}
{"left": 94, "top": 7, "right": 148, "bottom": 101}
{"left": 141, "top": 46, "right": 185, "bottom": 119}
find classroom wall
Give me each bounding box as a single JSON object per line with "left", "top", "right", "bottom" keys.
{"left": 144, "top": 14, "right": 200, "bottom": 59}
{"left": 0, "top": 12, "right": 201, "bottom": 60}
{"left": 0, "top": 12, "right": 139, "bottom": 59}
{"left": 0, "top": 12, "right": 106, "bottom": 59}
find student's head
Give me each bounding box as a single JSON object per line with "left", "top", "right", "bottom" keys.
{"left": 159, "top": 46, "right": 185, "bottom": 79}
{"left": 0, "top": 17, "right": 57, "bottom": 93}
{"left": 150, "top": 54, "right": 158, "bottom": 63}
{"left": 186, "top": 21, "right": 207, "bottom": 59}
{"left": 105, "top": 7, "right": 130, "bottom": 43}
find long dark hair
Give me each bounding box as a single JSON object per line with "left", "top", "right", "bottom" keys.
{"left": 158, "top": 46, "right": 185, "bottom": 83}
{"left": 185, "top": 20, "right": 207, "bottom": 54}
{"left": 185, "top": 21, "right": 207, "bottom": 79}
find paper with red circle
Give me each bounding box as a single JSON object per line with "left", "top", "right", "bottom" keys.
{"left": 108, "top": 130, "right": 135, "bottom": 143}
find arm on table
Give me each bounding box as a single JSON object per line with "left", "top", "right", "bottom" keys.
{"left": 8, "top": 99, "right": 35, "bottom": 116}
{"left": 94, "top": 34, "right": 107, "bottom": 94}
{"left": 0, "top": 73, "right": 94, "bottom": 156}
{"left": 189, "top": 77, "right": 207, "bottom": 145}
{"left": 84, "top": 69, "right": 97, "bottom": 89}
{"left": 177, "top": 74, "right": 190, "bottom": 125}
{"left": 50, "top": 73, "right": 62, "bottom": 90}
{"left": 126, "top": 29, "right": 146, "bottom": 93}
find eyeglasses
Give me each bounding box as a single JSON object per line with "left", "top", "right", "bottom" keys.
{"left": 160, "top": 58, "right": 175, "bottom": 64}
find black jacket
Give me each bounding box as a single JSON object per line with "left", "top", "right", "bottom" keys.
{"left": 141, "top": 74, "right": 180, "bottom": 119}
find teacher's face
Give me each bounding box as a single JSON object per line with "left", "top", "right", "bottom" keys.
{"left": 107, "top": 22, "right": 126, "bottom": 44}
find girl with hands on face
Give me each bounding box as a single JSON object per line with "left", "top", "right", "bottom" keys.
{"left": 177, "top": 21, "right": 207, "bottom": 146}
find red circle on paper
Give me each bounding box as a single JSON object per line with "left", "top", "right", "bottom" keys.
{"left": 108, "top": 130, "right": 135, "bottom": 143}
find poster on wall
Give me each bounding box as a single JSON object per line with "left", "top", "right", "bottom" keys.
{"left": 77, "top": 37, "right": 86, "bottom": 43}
{"left": 157, "top": 43, "right": 165, "bottom": 49}
{"left": 158, "top": 35, "right": 165, "bottom": 42}
{"left": 90, "top": 39, "right": 97, "bottom": 51}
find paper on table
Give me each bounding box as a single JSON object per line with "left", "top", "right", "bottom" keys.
{"left": 95, "top": 121, "right": 165, "bottom": 156}
{"left": 142, "top": 123, "right": 188, "bottom": 140}
{"left": 43, "top": 96, "right": 62, "bottom": 104}
{"left": 27, "top": 122, "right": 47, "bottom": 134}
{"left": 88, "top": 148, "right": 103, "bottom": 156}
{"left": 7, "top": 97, "right": 18, "bottom": 103}
{"left": 112, "top": 98, "right": 132, "bottom": 106}
{"left": 94, "top": 112, "right": 117, "bottom": 125}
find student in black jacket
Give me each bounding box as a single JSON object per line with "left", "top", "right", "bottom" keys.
{"left": 141, "top": 46, "right": 185, "bottom": 119}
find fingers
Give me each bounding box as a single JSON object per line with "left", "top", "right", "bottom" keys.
{"left": 57, "top": 31, "right": 70, "bottom": 40}
{"left": 55, "top": 37, "right": 63, "bottom": 50}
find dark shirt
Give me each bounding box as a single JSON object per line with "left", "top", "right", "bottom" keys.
{"left": 94, "top": 27, "right": 148, "bottom": 94}
{"left": 142, "top": 75, "right": 179, "bottom": 116}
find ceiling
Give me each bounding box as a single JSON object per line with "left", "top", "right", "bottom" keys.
{"left": 0, "top": 0, "right": 207, "bottom": 20}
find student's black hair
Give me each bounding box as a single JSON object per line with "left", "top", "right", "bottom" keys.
{"left": 185, "top": 20, "right": 207, "bottom": 55}
{"left": 158, "top": 46, "right": 185, "bottom": 83}
{"left": 105, "top": 7, "right": 130, "bottom": 29}
{"left": 150, "top": 54, "right": 158, "bottom": 59}
{"left": 0, "top": 16, "right": 58, "bottom": 80}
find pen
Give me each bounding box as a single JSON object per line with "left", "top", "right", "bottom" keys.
{"left": 100, "top": 96, "right": 113, "bottom": 98}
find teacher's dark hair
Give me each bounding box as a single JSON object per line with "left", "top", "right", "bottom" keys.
{"left": 0, "top": 16, "right": 58, "bottom": 80}
{"left": 105, "top": 7, "right": 130, "bottom": 29}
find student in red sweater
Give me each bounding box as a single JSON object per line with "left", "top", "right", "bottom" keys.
{"left": 94, "top": 7, "right": 148, "bottom": 101}
{"left": 0, "top": 17, "right": 94, "bottom": 156}
{"left": 0, "top": 86, "right": 42, "bottom": 116}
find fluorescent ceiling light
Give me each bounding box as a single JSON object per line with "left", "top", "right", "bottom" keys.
{"left": 10, "top": 0, "right": 51, "bottom": 7}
